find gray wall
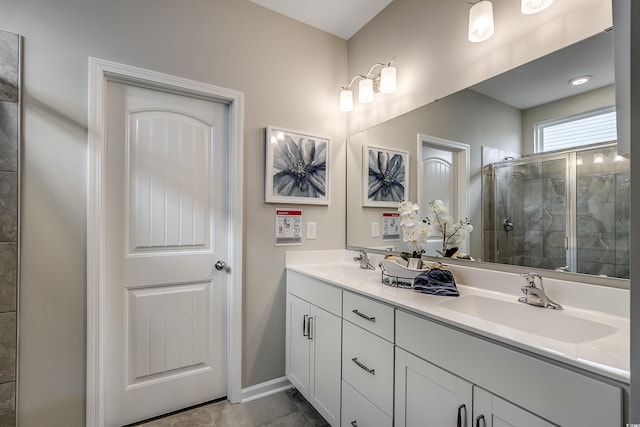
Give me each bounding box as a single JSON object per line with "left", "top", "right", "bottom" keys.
{"left": 0, "top": 30, "right": 19, "bottom": 427}
{"left": 1, "top": 1, "right": 347, "bottom": 425}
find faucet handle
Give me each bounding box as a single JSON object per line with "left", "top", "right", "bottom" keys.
{"left": 521, "top": 272, "right": 541, "bottom": 287}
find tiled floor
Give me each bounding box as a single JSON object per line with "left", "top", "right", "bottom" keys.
{"left": 135, "top": 388, "right": 330, "bottom": 427}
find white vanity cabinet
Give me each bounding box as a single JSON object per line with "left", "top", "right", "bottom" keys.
{"left": 341, "top": 291, "right": 395, "bottom": 427}
{"left": 285, "top": 260, "right": 626, "bottom": 427}
{"left": 395, "top": 347, "right": 473, "bottom": 426}
{"left": 395, "top": 347, "right": 554, "bottom": 427}
{"left": 395, "top": 309, "right": 623, "bottom": 427}
{"left": 286, "top": 271, "right": 342, "bottom": 426}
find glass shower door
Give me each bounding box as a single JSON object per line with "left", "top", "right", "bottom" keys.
{"left": 493, "top": 155, "right": 570, "bottom": 270}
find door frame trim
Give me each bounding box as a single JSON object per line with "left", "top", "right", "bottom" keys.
{"left": 417, "top": 133, "right": 471, "bottom": 252}
{"left": 86, "top": 57, "right": 244, "bottom": 426}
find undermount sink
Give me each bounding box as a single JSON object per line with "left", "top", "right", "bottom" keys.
{"left": 438, "top": 294, "right": 617, "bottom": 344}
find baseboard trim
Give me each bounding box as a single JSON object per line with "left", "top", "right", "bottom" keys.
{"left": 239, "top": 376, "right": 293, "bottom": 403}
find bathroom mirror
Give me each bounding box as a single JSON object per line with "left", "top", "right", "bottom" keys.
{"left": 346, "top": 29, "right": 630, "bottom": 285}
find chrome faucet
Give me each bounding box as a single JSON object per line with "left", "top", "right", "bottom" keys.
{"left": 353, "top": 249, "right": 375, "bottom": 270}
{"left": 518, "top": 272, "right": 563, "bottom": 310}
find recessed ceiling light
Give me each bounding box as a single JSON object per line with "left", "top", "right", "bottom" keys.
{"left": 569, "top": 75, "right": 591, "bottom": 86}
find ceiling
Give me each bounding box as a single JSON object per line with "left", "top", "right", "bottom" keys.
{"left": 249, "top": 0, "right": 394, "bottom": 39}
{"left": 471, "top": 30, "right": 614, "bottom": 110}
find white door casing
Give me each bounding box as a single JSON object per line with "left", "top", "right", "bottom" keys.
{"left": 417, "top": 134, "right": 470, "bottom": 254}
{"left": 87, "top": 58, "right": 243, "bottom": 426}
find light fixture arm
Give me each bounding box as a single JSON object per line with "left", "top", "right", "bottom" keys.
{"left": 364, "top": 56, "right": 396, "bottom": 81}
{"left": 342, "top": 74, "right": 366, "bottom": 91}
{"left": 341, "top": 57, "right": 396, "bottom": 90}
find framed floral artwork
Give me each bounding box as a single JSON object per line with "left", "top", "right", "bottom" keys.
{"left": 362, "top": 144, "right": 408, "bottom": 207}
{"left": 265, "top": 126, "right": 330, "bottom": 205}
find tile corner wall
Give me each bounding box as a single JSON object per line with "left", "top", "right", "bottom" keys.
{"left": 0, "top": 29, "right": 20, "bottom": 427}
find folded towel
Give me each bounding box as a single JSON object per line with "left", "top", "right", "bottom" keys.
{"left": 413, "top": 268, "right": 460, "bottom": 297}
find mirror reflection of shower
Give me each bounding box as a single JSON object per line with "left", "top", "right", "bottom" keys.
{"left": 482, "top": 142, "right": 629, "bottom": 279}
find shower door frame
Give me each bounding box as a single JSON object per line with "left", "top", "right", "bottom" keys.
{"left": 491, "top": 151, "right": 577, "bottom": 272}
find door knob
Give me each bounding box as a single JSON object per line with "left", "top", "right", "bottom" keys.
{"left": 215, "top": 260, "right": 227, "bottom": 271}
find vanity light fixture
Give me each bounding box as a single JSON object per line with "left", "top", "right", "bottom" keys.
{"left": 469, "top": 0, "right": 554, "bottom": 43}
{"left": 569, "top": 75, "right": 592, "bottom": 86}
{"left": 521, "top": 0, "right": 554, "bottom": 14}
{"left": 340, "top": 57, "right": 396, "bottom": 112}
{"left": 468, "top": 1, "right": 495, "bottom": 43}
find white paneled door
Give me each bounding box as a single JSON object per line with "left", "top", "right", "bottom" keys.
{"left": 104, "top": 81, "right": 229, "bottom": 426}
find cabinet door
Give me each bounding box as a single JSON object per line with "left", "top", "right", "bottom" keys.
{"left": 395, "top": 348, "right": 473, "bottom": 427}
{"left": 473, "top": 387, "right": 555, "bottom": 427}
{"left": 309, "top": 304, "right": 342, "bottom": 427}
{"left": 286, "top": 293, "right": 311, "bottom": 397}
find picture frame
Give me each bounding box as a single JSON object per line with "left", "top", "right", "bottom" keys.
{"left": 362, "top": 144, "right": 409, "bottom": 207}
{"left": 265, "top": 126, "right": 330, "bottom": 205}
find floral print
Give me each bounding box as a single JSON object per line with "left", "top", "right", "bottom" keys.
{"left": 273, "top": 136, "right": 326, "bottom": 198}
{"left": 368, "top": 150, "right": 405, "bottom": 202}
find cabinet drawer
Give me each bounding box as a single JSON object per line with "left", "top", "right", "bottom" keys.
{"left": 342, "top": 321, "right": 394, "bottom": 416}
{"left": 287, "top": 271, "right": 342, "bottom": 316}
{"left": 343, "top": 291, "right": 394, "bottom": 342}
{"left": 341, "top": 380, "right": 392, "bottom": 427}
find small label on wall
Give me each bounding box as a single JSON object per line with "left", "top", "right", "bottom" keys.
{"left": 275, "top": 209, "right": 302, "bottom": 246}
{"left": 382, "top": 211, "right": 400, "bottom": 241}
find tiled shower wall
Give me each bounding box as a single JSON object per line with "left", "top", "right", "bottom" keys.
{"left": 483, "top": 145, "right": 630, "bottom": 279}
{"left": 575, "top": 146, "right": 630, "bottom": 278}
{"left": 0, "top": 30, "right": 20, "bottom": 426}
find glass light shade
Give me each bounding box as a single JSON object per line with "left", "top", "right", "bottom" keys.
{"left": 468, "top": 1, "right": 494, "bottom": 43}
{"left": 521, "top": 0, "right": 553, "bottom": 14}
{"left": 359, "top": 78, "right": 374, "bottom": 103}
{"left": 379, "top": 66, "right": 397, "bottom": 93}
{"left": 340, "top": 89, "right": 354, "bottom": 112}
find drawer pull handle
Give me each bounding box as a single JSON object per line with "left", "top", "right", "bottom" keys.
{"left": 302, "top": 315, "right": 309, "bottom": 337}
{"left": 352, "top": 309, "right": 376, "bottom": 322}
{"left": 475, "top": 414, "right": 485, "bottom": 427}
{"left": 457, "top": 404, "right": 466, "bottom": 427}
{"left": 308, "top": 317, "right": 313, "bottom": 340}
{"left": 350, "top": 421, "right": 358, "bottom": 427}
{"left": 352, "top": 357, "right": 375, "bottom": 375}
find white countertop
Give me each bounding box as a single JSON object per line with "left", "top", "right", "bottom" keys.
{"left": 286, "top": 250, "right": 630, "bottom": 384}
